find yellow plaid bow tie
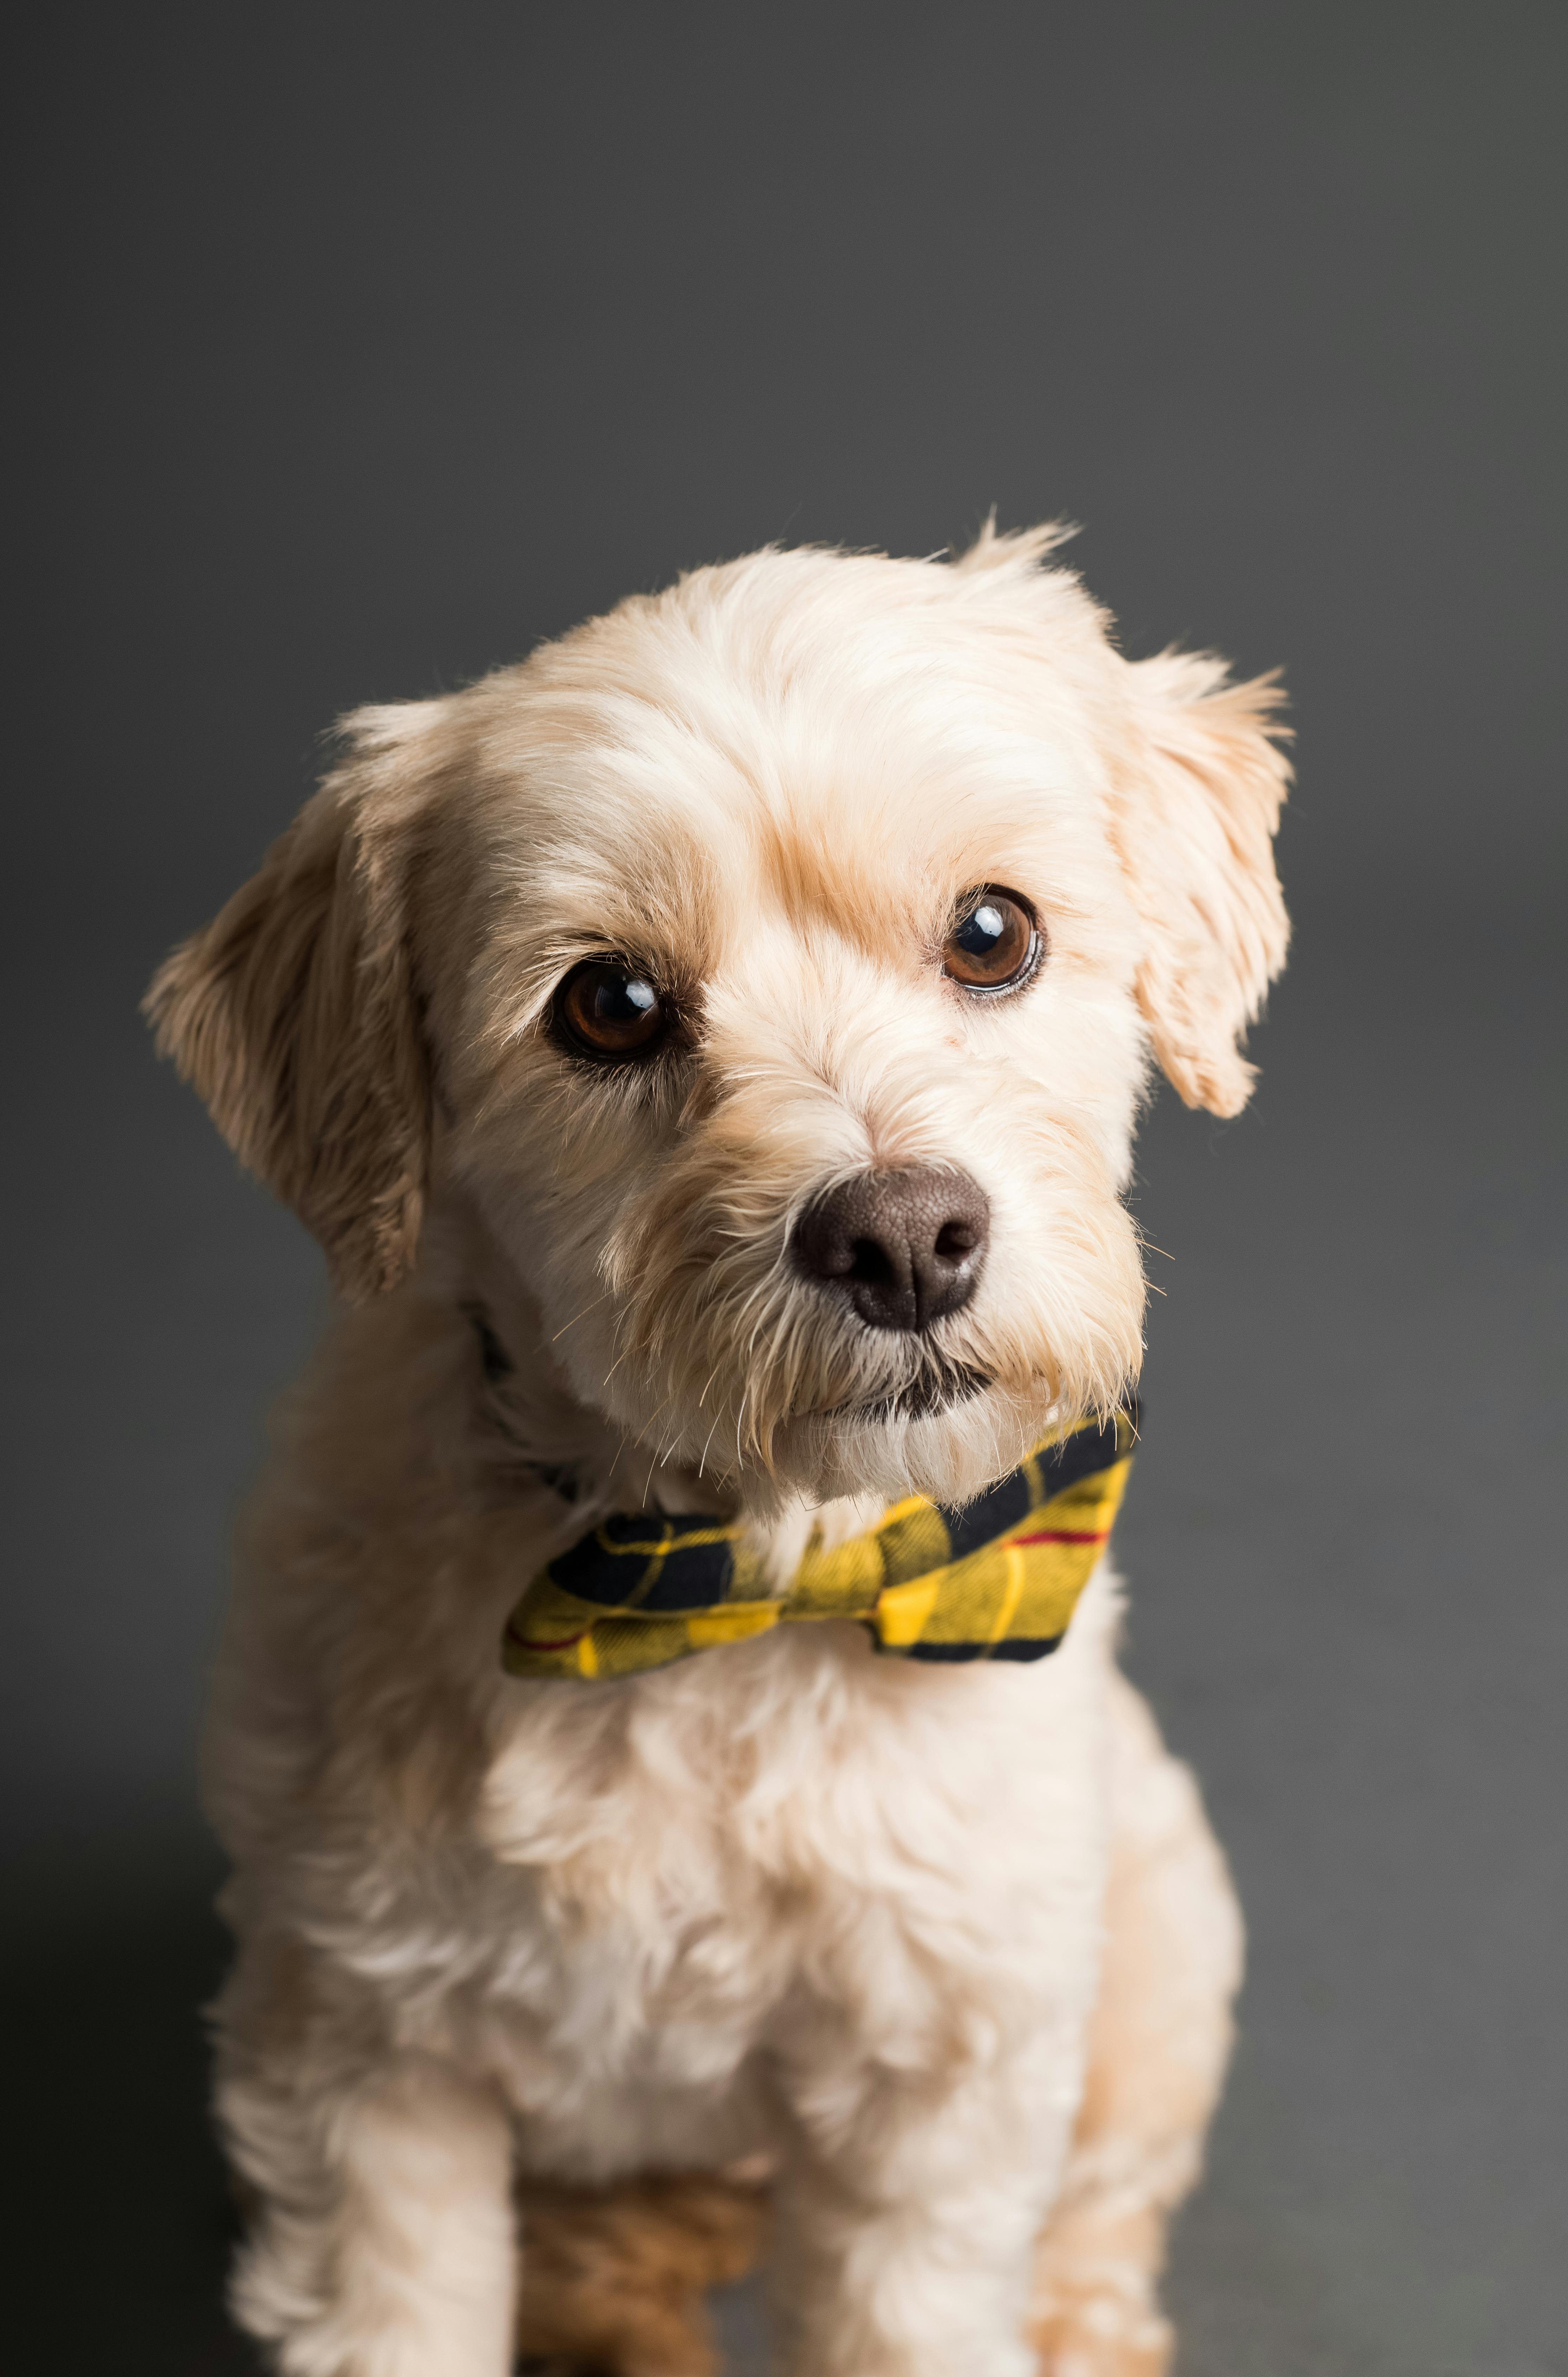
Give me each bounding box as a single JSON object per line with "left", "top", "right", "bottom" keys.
{"left": 501, "top": 1407, "right": 1135, "bottom": 1683}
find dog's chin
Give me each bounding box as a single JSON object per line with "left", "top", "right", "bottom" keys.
{"left": 763, "top": 1375, "right": 1067, "bottom": 1512}
{"left": 837, "top": 1361, "right": 992, "bottom": 1426}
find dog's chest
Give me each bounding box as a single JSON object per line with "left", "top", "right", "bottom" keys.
{"left": 468, "top": 1609, "right": 1114, "bottom": 2123}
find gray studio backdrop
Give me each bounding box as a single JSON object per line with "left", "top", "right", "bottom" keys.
{"left": 7, "top": 7, "right": 1565, "bottom": 2373}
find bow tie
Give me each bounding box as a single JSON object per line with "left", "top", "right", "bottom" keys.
{"left": 501, "top": 1407, "right": 1135, "bottom": 1683}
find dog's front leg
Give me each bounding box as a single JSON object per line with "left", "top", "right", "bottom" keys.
{"left": 220, "top": 2041, "right": 516, "bottom": 2376}
{"left": 769, "top": 2043, "right": 1065, "bottom": 2377}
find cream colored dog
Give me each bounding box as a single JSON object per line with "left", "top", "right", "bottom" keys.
{"left": 149, "top": 525, "right": 1288, "bottom": 2377}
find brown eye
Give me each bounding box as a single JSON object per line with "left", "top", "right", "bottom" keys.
{"left": 556, "top": 959, "right": 670, "bottom": 1059}
{"left": 942, "top": 888, "right": 1041, "bottom": 992}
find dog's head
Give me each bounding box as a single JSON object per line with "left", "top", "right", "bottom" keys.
{"left": 149, "top": 529, "right": 1287, "bottom": 1508}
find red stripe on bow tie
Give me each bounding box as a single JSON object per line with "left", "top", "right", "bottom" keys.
{"left": 1011, "top": 1527, "right": 1113, "bottom": 1545}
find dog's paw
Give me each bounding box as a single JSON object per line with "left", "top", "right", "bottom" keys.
{"left": 1030, "top": 2280, "right": 1173, "bottom": 2377}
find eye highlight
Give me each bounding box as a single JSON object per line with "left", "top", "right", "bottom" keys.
{"left": 942, "top": 888, "right": 1042, "bottom": 993}
{"left": 555, "top": 959, "right": 671, "bottom": 1060}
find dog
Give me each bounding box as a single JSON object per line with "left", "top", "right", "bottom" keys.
{"left": 148, "top": 523, "right": 1288, "bottom": 2377}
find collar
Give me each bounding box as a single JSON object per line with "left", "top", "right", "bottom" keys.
{"left": 501, "top": 1406, "right": 1136, "bottom": 1683}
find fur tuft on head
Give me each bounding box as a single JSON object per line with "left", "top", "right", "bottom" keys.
{"left": 951, "top": 514, "right": 1080, "bottom": 577}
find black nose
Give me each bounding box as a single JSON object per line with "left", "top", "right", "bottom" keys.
{"left": 791, "top": 1167, "right": 990, "bottom": 1333}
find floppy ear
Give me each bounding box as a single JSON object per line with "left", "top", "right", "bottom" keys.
{"left": 1112, "top": 649, "right": 1291, "bottom": 1116}
{"left": 145, "top": 704, "right": 445, "bottom": 1299}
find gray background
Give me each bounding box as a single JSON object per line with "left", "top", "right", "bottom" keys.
{"left": 6, "top": 5, "right": 1565, "bottom": 2371}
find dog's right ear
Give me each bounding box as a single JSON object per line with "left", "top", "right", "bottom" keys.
{"left": 145, "top": 702, "right": 448, "bottom": 1300}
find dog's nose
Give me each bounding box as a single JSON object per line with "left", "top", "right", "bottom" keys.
{"left": 791, "top": 1168, "right": 990, "bottom": 1333}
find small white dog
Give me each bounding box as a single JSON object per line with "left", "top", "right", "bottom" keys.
{"left": 149, "top": 525, "right": 1288, "bottom": 2377}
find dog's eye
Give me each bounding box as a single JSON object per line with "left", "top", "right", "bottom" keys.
{"left": 942, "top": 888, "right": 1041, "bottom": 992}
{"left": 556, "top": 960, "right": 670, "bottom": 1059}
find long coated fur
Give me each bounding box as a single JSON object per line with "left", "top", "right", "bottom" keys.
{"left": 149, "top": 529, "right": 1286, "bottom": 2376}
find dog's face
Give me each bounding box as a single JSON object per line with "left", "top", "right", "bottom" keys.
{"left": 149, "top": 530, "right": 1288, "bottom": 1509}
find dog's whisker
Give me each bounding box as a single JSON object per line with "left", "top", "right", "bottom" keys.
{"left": 550, "top": 1290, "right": 611, "bottom": 1345}
{"left": 695, "top": 1411, "right": 725, "bottom": 1480}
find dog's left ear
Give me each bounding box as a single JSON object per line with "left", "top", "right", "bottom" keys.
{"left": 145, "top": 702, "right": 447, "bottom": 1299}
{"left": 1111, "top": 649, "right": 1291, "bottom": 1116}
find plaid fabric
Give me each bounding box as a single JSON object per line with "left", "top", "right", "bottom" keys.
{"left": 501, "top": 1408, "right": 1136, "bottom": 1683}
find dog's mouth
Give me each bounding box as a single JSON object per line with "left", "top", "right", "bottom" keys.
{"left": 829, "top": 1359, "right": 992, "bottom": 1425}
